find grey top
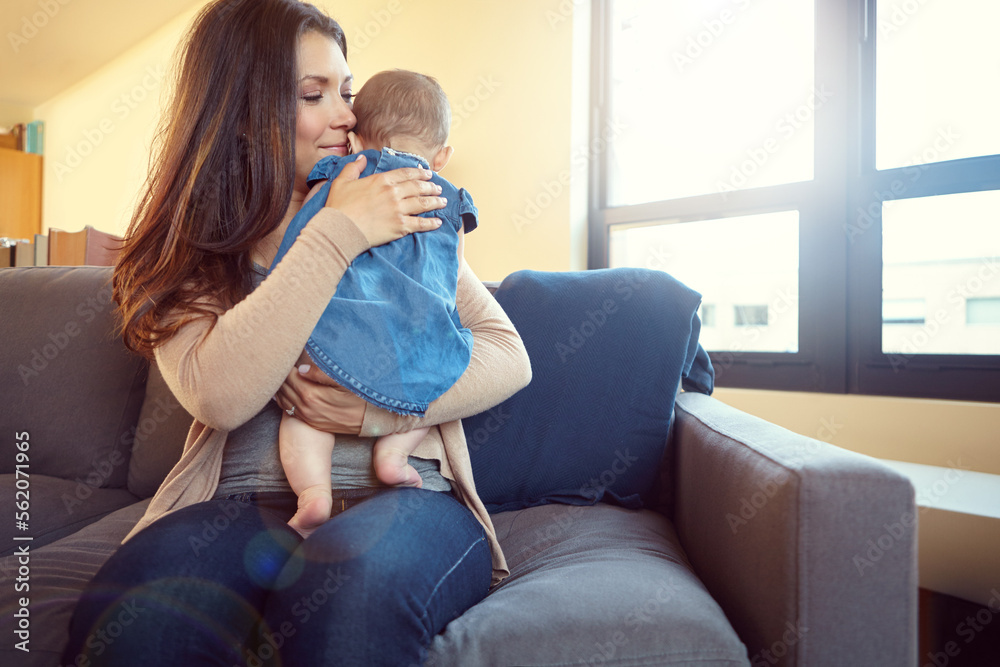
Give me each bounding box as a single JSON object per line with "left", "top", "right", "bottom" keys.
{"left": 212, "top": 266, "right": 451, "bottom": 499}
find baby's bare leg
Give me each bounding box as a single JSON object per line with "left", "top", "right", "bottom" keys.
{"left": 372, "top": 427, "right": 430, "bottom": 488}
{"left": 279, "top": 412, "right": 335, "bottom": 538}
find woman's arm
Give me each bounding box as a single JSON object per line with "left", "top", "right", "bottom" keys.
{"left": 154, "top": 161, "right": 445, "bottom": 431}
{"left": 154, "top": 210, "right": 372, "bottom": 431}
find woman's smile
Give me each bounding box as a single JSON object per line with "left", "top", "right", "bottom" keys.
{"left": 319, "top": 141, "right": 349, "bottom": 156}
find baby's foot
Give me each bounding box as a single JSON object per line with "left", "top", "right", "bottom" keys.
{"left": 287, "top": 485, "right": 333, "bottom": 538}
{"left": 373, "top": 447, "right": 424, "bottom": 489}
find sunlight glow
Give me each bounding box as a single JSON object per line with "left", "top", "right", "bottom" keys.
{"left": 607, "top": 0, "right": 815, "bottom": 205}
{"left": 876, "top": 0, "right": 1000, "bottom": 169}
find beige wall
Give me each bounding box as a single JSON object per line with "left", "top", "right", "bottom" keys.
{"left": 714, "top": 388, "right": 1000, "bottom": 475}
{"left": 34, "top": 5, "right": 202, "bottom": 238}
{"left": 315, "top": 0, "right": 583, "bottom": 280}
{"left": 33, "top": 0, "right": 585, "bottom": 281}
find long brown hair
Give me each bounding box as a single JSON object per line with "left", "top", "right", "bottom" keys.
{"left": 114, "top": 0, "right": 346, "bottom": 358}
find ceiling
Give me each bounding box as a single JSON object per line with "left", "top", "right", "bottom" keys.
{"left": 1, "top": 0, "right": 205, "bottom": 108}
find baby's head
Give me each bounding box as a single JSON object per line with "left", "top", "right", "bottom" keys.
{"left": 352, "top": 69, "right": 453, "bottom": 172}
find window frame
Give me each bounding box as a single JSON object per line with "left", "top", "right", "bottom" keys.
{"left": 589, "top": 0, "right": 1000, "bottom": 403}
{"left": 849, "top": 0, "right": 1000, "bottom": 402}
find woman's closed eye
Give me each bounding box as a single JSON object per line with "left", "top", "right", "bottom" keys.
{"left": 300, "top": 92, "right": 353, "bottom": 105}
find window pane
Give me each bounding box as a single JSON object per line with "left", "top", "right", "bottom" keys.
{"left": 734, "top": 305, "right": 769, "bottom": 326}
{"left": 882, "top": 190, "right": 1000, "bottom": 355}
{"left": 967, "top": 298, "right": 1000, "bottom": 325}
{"left": 700, "top": 303, "right": 716, "bottom": 327}
{"left": 875, "top": 0, "right": 1000, "bottom": 170}
{"left": 607, "top": 0, "right": 815, "bottom": 206}
{"left": 608, "top": 211, "right": 799, "bottom": 353}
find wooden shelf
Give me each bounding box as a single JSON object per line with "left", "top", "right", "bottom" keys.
{"left": 0, "top": 147, "right": 42, "bottom": 240}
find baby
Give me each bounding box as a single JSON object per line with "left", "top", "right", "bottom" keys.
{"left": 270, "top": 70, "right": 479, "bottom": 537}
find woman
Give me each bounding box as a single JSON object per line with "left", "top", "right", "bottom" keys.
{"left": 61, "top": 0, "right": 530, "bottom": 664}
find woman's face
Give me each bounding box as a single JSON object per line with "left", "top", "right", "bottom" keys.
{"left": 294, "top": 31, "right": 356, "bottom": 191}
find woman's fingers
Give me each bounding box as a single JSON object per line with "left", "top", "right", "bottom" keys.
{"left": 275, "top": 365, "right": 367, "bottom": 434}
{"left": 380, "top": 165, "right": 433, "bottom": 186}
{"left": 402, "top": 215, "right": 443, "bottom": 232}
{"left": 274, "top": 369, "right": 304, "bottom": 412}
{"left": 295, "top": 361, "right": 340, "bottom": 386}
{"left": 321, "top": 161, "right": 448, "bottom": 246}
{"left": 324, "top": 154, "right": 366, "bottom": 207}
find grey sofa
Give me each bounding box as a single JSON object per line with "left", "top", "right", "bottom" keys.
{"left": 0, "top": 266, "right": 917, "bottom": 666}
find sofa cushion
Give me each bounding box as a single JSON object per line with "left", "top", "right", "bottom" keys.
{"left": 0, "top": 473, "right": 138, "bottom": 557}
{"left": 464, "top": 268, "right": 713, "bottom": 512}
{"left": 427, "top": 503, "right": 749, "bottom": 666}
{"left": 0, "top": 500, "right": 149, "bottom": 667}
{"left": 0, "top": 266, "right": 147, "bottom": 489}
{"left": 127, "top": 362, "right": 193, "bottom": 498}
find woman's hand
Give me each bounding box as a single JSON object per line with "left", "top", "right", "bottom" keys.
{"left": 324, "top": 154, "right": 447, "bottom": 248}
{"left": 275, "top": 362, "right": 367, "bottom": 435}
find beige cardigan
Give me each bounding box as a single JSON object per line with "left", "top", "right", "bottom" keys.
{"left": 122, "top": 208, "right": 531, "bottom": 585}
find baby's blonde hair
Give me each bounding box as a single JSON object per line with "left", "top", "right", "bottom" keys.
{"left": 353, "top": 69, "right": 451, "bottom": 152}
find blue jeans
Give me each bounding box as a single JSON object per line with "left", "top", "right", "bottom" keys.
{"left": 61, "top": 488, "right": 491, "bottom": 666}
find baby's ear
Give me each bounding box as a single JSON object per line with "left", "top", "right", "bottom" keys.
{"left": 348, "top": 131, "right": 364, "bottom": 154}
{"left": 432, "top": 145, "right": 454, "bottom": 172}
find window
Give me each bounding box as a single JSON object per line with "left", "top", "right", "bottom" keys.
{"left": 700, "top": 303, "right": 716, "bottom": 328}
{"left": 591, "top": 0, "right": 1000, "bottom": 401}
{"left": 734, "top": 306, "right": 768, "bottom": 327}
{"left": 967, "top": 299, "right": 1000, "bottom": 326}
{"left": 607, "top": 210, "right": 799, "bottom": 354}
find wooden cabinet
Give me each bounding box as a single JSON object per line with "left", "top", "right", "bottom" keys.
{"left": 0, "top": 147, "right": 42, "bottom": 239}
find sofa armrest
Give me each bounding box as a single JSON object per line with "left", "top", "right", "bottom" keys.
{"left": 672, "top": 392, "right": 917, "bottom": 666}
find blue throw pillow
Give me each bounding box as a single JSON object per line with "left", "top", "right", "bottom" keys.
{"left": 464, "top": 268, "right": 714, "bottom": 513}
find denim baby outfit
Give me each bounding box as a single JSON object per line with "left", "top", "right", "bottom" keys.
{"left": 269, "top": 148, "right": 478, "bottom": 416}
